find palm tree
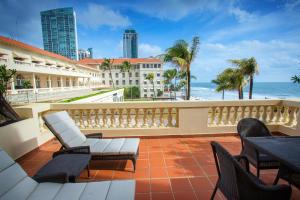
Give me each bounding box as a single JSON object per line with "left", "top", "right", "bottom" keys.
{"left": 100, "top": 58, "right": 115, "bottom": 89}
{"left": 164, "top": 36, "right": 200, "bottom": 100}
{"left": 146, "top": 73, "right": 155, "bottom": 98}
{"left": 213, "top": 68, "right": 244, "bottom": 99}
{"left": 230, "top": 57, "right": 259, "bottom": 99}
{"left": 120, "top": 60, "right": 133, "bottom": 98}
{"left": 291, "top": 75, "right": 300, "bottom": 84}
{"left": 163, "top": 69, "right": 177, "bottom": 98}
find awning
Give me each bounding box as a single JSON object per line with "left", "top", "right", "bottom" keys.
{"left": 31, "top": 56, "right": 44, "bottom": 63}
{"left": 13, "top": 52, "right": 29, "bottom": 60}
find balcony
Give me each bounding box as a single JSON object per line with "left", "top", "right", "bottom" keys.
{"left": 1, "top": 99, "right": 300, "bottom": 199}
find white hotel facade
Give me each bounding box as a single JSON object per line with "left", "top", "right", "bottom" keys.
{"left": 0, "top": 36, "right": 164, "bottom": 102}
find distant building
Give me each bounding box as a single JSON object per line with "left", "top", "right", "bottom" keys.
{"left": 123, "top": 29, "right": 138, "bottom": 58}
{"left": 40, "top": 7, "right": 78, "bottom": 60}
{"left": 78, "top": 48, "right": 93, "bottom": 60}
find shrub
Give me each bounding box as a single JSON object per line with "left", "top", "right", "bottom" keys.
{"left": 124, "top": 86, "right": 140, "bottom": 99}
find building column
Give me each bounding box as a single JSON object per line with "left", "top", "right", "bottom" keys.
{"left": 77, "top": 78, "right": 80, "bottom": 88}
{"left": 48, "top": 75, "right": 52, "bottom": 91}
{"left": 32, "top": 73, "right": 37, "bottom": 92}
{"left": 60, "top": 76, "right": 64, "bottom": 89}
{"left": 88, "top": 78, "right": 91, "bottom": 88}
{"left": 69, "top": 77, "right": 73, "bottom": 88}
{"left": 11, "top": 77, "right": 17, "bottom": 94}
{"left": 83, "top": 77, "right": 85, "bottom": 87}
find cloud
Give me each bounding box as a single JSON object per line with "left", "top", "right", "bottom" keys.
{"left": 192, "top": 40, "right": 300, "bottom": 82}
{"left": 229, "top": 7, "right": 258, "bottom": 23}
{"left": 78, "top": 3, "right": 131, "bottom": 29}
{"left": 139, "top": 43, "right": 163, "bottom": 57}
{"left": 285, "top": 0, "right": 300, "bottom": 10}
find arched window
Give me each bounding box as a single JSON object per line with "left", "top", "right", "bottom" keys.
{"left": 16, "top": 74, "right": 24, "bottom": 87}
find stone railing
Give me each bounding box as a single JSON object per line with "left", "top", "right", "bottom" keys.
{"left": 34, "top": 99, "right": 299, "bottom": 137}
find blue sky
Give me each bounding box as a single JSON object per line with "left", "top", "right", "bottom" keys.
{"left": 0, "top": 0, "right": 300, "bottom": 82}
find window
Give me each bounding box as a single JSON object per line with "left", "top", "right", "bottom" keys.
{"left": 150, "top": 88, "right": 154, "bottom": 92}
{"left": 73, "top": 80, "right": 75, "bottom": 86}
{"left": 157, "top": 73, "right": 160, "bottom": 77}
{"left": 143, "top": 74, "right": 147, "bottom": 77}
{"left": 157, "top": 81, "right": 160, "bottom": 84}
{"left": 116, "top": 80, "right": 119, "bottom": 85}
{"left": 122, "top": 73, "right": 125, "bottom": 78}
{"left": 129, "top": 72, "right": 132, "bottom": 77}
{"left": 57, "top": 77, "right": 61, "bottom": 87}
{"left": 115, "top": 73, "right": 119, "bottom": 78}
{"left": 16, "top": 74, "right": 25, "bottom": 87}
{"left": 135, "top": 80, "right": 139, "bottom": 85}
{"left": 102, "top": 73, "right": 105, "bottom": 78}
{"left": 135, "top": 72, "right": 139, "bottom": 77}
{"left": 102, "top": 80, "right": 105, "bottom": 85}
{"left": 35, "top": 76, "right": 41, "bottom": 88}
{"left": 122, "top": 80, "right": 125, "bottom": 85}
{"left": 146, "top": 64, "right": 149, "bottom": 68}
{"left": 154, "top": 64, "right": 157, "bottom": 68}
{"left": 151, "top": 94, "right": 154, "bottom": 97}
{"left": 158, "top": 64, "right": 161, "bottom": 68}
{"left": 66, "top": 78, "right": 69, "bottom": 87}
{"left": 143, "top": 64, "right": 146, "bottom": 68}
{"left": 109, "top": 80, "right": 112, "bottom": 85}
{"left": 144, "top": 89, "right": 147, "bottom": 92}
{"left": 144, "top": 80, "right": 147, "bottom": 84}
{"left": 129, "top": 80, "right": 132, "bottom": 85}
{"left": 144, "top": 94, "right": 147, "bottom": 98}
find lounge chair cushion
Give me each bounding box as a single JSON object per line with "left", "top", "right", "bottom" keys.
{"left": 83, "top": 138, "right": 140, "bottom": 156}
{"left": 43, "top": 111, "right": 140, "bottom": 156}
{"left": 0, "top": 149, "right": 135, "bottom": 200}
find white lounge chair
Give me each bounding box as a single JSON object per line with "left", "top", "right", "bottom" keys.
{"left": 0, "top": 148, "right": 135, "bottom": 200}
{"left": 43, "top": 111, "right": 140, "bottom": 171}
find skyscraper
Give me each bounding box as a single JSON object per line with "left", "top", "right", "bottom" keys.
{"left": 123, "top": 29, "right": 138, "bottom": 58}
{"left": 78, "top": 48, "right": 93, "bottom": 60}
{"left": 40, "top": 7, "right": 78, "bottom": 60}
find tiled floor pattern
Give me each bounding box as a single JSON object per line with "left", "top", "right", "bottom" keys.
{"left": 18, "top": 136, "right": 300, "bottom": 200}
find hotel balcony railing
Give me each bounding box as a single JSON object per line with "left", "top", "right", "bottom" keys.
{"left": 22, "top": 99, "right": 299, "bottom": 137}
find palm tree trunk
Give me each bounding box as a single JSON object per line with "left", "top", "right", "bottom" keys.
{"left": 249, "top": 76, "right": 253, "bottom": 99}
{"left": 241, "top": 87, "right": 243, "bottom": 99}
{"left": 187, "top": 68, "right": 191, "bottom": 100}
{"left": 222, "top": 90, "right": 224, "bottom": 100}
{"left": 152, "top": 82, "right": 155, "bottom": 98}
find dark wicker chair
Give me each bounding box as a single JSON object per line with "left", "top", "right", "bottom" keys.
{"left": 237, "top": 118, "right": 280, "bottom": 177}
{"left": 210, "top": 141, "right": 292, "bottom": 200}
{"left": 274, "top": 165, "right": 300, "bottom": 189}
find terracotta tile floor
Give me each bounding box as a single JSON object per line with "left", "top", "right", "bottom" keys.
{"left": 18, "top": 136, "right": 300, "bottom": 200}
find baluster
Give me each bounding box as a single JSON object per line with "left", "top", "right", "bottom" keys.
{"left": 159, "top": 108, "right": 164, "bottom": 127}
{"left": 143, "top": 108, "right": 148, "bottom": 127}
{"left": 95, "top": 109, "right": 99, "bottom": 127}
{"left": 168, "top": 108, "right": 172, "bottom": 127}
{"left": 110, "top": 109, "right": 115, "bottom": 128}
{"left": 102, "top": 109, "right": 107, "bottom": 128}
{"left": 175, "top": 108, "right": 179, "bottom": 127}
{"left": 240, "top": 106, "right": 246, "bottom": 119}
{"left": 135, "top": 108, "right": 139, "bottom": 128}
{"left": 224, "top": 106, "right": 230, "bottom": 125}
{"left": 287, "top": 107, "right": 296, "bottom": 126}
{"left": 255, "top": 106, "right": 261, "bottom": 120}
{"left": 275, "top": 106, "right": 282, "bottom": 123}
{"left": 126, "top": 108, "right": 131, "bottom": 128}
{"left": 118, "top": 108, "right": 123, "bottom": 128}
{"left": 261, "top": 106, "right": 267, "bottom": 122}
{"left": 268, "top": 106, "right": 274, "bottom": 123}
{"left": 86, "top": 109, "right": 91, "bottom": 128}
{"left": 210, "top": 107, "right": 216, "bottom": 125}
{"left": 151, "top": 108, "right": 156, "bottom": 127}
{"left": 232, "top": 107, "right": 238, "bottom": 125}
{"left": 79, "top": 110, "right": 84, "bottom": 128}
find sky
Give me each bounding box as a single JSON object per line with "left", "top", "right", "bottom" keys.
{"left": 0, "top": 0, "right": 300, "bottom": 82}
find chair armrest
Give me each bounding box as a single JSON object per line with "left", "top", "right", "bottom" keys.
{"left": 53, "top": 146, "right": 90, "bottom": 158}
{"left": 234, "top": 155, "right": 250, "bottom": 172}
{"left": 86, "top": 132, "right": 103, "bottom": 139}
{"left": 33, "top": 172, "right": 69, "bottom": 183}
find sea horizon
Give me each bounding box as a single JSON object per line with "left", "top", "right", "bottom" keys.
{"left": 189, "top": 82, "right": 300, "bottom": 100}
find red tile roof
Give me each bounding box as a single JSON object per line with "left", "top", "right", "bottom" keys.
{"left": 78, "top": 58, "right": 162, "bottom": 65}
{"left": 0, "top": 35, "right": 75, "bottom": 64}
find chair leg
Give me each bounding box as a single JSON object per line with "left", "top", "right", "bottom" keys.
{"left": 273, "top": 173, "right": 280, "bottom": 185}
{"left": 210, "top": 180, "right": 219, "bottom": 200}
{"left": 131, "top": 158, "right": 136, "bottom": 172}
{"left": 86, "top": 165, "right": 90, "bottom": 178}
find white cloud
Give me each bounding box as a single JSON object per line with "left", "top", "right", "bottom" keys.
{"left": 139, "top": 43, "right": 163, "bottom": 58}
{"left": 78, "top": 3, "right": 131, "bottom": 29}
{"left": 192, "top": 40, "right": 300, "bottom": 82}
{"left": 229, "top": 7, "right": 258, "bottom": 23}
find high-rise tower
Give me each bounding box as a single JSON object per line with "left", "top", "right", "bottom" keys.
{"left": 123, "top": 29, "right": 138, "bottom": 58}
{"left": 41, "top": 7, "right": 78, "bottom": 60}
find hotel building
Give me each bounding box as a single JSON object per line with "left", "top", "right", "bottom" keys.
{"left": 0, "top": 36, "right": 164, "bottom": 102}
{"left": 40, "top": 7, "right": 78, "bottom": 60}
{"left": 78, "top": 58, "right": 164, "bottom": 98}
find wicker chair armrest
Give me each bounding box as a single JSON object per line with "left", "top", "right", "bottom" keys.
{"left": 33, "top": 172, "right": 69, "bottom": 183}
{"left": 53, "top": 146, "right": 90, "bottom": 158}
{"left": 234, "top": 155, "right": 250, "bottom": 172}
{"left": 256, "top": 184, "right": 292, "bottom": 199}
{"left": 86, "top": 132, "right": 103, "bottom": 139}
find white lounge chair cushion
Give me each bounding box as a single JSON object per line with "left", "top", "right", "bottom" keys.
{"left": 43, "top": 111, "right": 140, "bottom": 156}
{"left": 0, "top": 149, "right": 135, "bottom": 200}
{"left": 83, "top": 138, "right": 140, "bottom": 156}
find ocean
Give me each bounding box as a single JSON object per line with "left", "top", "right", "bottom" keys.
{"left": 190, "top": 82, "right": 300, "bottom": 100}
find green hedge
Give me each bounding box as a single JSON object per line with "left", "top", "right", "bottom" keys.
{"left": 124, "top": 86, "right": 140, "bottom": 99}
